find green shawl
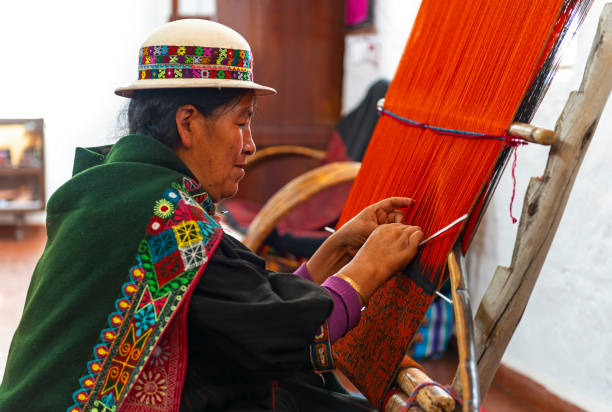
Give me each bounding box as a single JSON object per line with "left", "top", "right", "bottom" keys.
{"left": 0, "top": 135, "right": 223, "bottom": 412}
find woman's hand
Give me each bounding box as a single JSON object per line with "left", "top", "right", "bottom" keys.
{"left": 306, "top": 197, "right": 414, "bottom": 284}
{"left": 333, "top": 197, "right": 414, "bottom": 257}
{"left": 339, "top": 223, "right": 424, "bottom": 300}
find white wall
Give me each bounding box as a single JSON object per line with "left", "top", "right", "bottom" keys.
{"left": 343, "top": 1, "right": 612, "bottom": 410}
{"left": 0, "top": 0, "right": 171, "bottom": 204}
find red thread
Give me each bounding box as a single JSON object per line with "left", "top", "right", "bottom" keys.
{"left": 504, "top": 134, "right": 528, "bottom": 147}
{"left": 509, "top": 147, "right": 519, "bottom": 224}
{"left": 271, "top": 380, "right": 278, "bottom": 410}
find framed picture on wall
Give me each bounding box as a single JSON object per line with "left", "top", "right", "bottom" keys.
{"left": 0, "top": 118, "right": 45, "bottom": 213}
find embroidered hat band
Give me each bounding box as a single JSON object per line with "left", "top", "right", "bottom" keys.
{"left": 115, "top": 19, "right": 276, "bottom": 97}
{"left": 138, "top": 45, "right": 253, "bottom": 82}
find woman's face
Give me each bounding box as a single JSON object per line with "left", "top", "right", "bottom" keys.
{"left": 177, "top": 92, "right": 256, "bottom": 203}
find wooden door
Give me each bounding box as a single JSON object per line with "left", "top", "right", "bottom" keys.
{"left": 216, "top": 0, "right": 345, "bottom": 204}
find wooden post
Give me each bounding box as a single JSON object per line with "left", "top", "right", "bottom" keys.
{"left": 453, "top": 4, "right": 612, "bottom": 400}
{"left": 448, "top": 245, "right": 479, "bottom": 412}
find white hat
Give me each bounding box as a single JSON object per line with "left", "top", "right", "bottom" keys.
{"left": 115, "top": 19, "right": 276, "bottom": 97}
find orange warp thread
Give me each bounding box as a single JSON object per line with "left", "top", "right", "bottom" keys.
{"left": 338, "top": 0, "right": 566, "bottom": 279}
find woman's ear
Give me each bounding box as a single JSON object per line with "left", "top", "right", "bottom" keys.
{"left": 175, "top": 105, "right": 199, "bottom": 149}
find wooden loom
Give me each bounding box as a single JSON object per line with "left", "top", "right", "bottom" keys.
{"left": 239, "top": 3, "right": 612, "bottom": 412}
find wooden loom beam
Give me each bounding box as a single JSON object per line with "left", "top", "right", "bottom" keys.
{"left": 452, "top": 3, "right": 612, "bottom": 402}
{"left": 395, "top": 367, "right": 456, "bottom": 411}
{"left": 507, "top": 122, "right": 557, "bottom": 145}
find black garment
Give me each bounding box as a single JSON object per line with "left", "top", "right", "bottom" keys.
{"left": 264, "top": 229, "right": 327, "bottom": 259}
{"left": 180, "top": 234, "right": 375, "bottom": 411}
{"left": 337, "top": 79, "right": 390, "bottom": 162}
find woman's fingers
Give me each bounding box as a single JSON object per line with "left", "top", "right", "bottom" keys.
{"left": 409, "top": 227, "right": 425, "bottom": 247}
{"left": 369, "top": 196, "right": 412, "bottom": 212}
{"left": 405, "top": 226, "right": 424, "bottom": 259}
{"left": 371, "top": 197, "right": 414, "bottom": 224}
{"left": 378, "top": 197, "right": 414, "bottom": 211}
{"left": 387, "top": 210, "right": 404, "bottom": 223}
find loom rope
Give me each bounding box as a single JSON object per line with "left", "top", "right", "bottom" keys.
{"left": 377, "top": 106, "right": 528, "bottom": 147}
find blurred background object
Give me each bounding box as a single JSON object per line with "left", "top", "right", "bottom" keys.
{"left": 0, "top": 119, "right": 45, "bottom": 240}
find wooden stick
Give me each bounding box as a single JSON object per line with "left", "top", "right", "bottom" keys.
{"left": 453, "top": 4, "right": 612, "bottom": 400}
{"left": 396, "top": 367, "right": 456, "bottom": 412}
{"left": 508, "top": 122, "right": 557, "bottom": 145}
{"left": 448, "top": 245, "right": 480, "bottom": 412}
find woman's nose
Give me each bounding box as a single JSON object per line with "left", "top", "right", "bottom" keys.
{"left": 243, "top": 128, "right": 256, "bottom": 155}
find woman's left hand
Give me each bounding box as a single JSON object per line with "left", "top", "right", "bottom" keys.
{"left": 333, "top": 197, "right": 415, "bottom": 257}
{"left": 306, "top": 197, "right": 414, "bottom": 284}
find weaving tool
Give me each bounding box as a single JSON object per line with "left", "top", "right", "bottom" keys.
{"left": 331, "top": 0, "right": 594, "bottom": 409}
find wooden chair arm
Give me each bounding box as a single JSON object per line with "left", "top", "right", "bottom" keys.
{"left": 247, "top": 145, "right": 327, "bottom": 169}
{"left": 242, "top": 161, "right": 360, "bottom": 251}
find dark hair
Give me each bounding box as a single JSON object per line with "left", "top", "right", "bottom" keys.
{"left": 127, "top": 88, "right": 250, "bottom": 147}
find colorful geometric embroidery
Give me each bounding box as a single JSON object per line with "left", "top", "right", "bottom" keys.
{"left": 67, "top": 176, "right": 222, "bottom": 412}
{"left": 130, "top": 369, "right": 168, "bottom": 406}
{"left": 153, "top": 199, "right": 174, "bottom": 218}
{"left": 173, "top": 220, "right": 203, "bottom": 248}
{"left": 138, "top": 45, "right": 254, "bottom": 83}
{"left": 138, "top": 289, "right": 167, "bottom": 316}
{"left": 101, "top": 323, "right": 154, "bottom": 401}
{"left": 134, "top": 304, "right": 157, "bottom": 337}
{"left": 148, "top": 232, "right": 179, "bottom": 264}
{"left": 179, "top": 241, "right": 207, "bottom": 271}
{"left": 309, "top": 322, "right": 334, "bottom": 373}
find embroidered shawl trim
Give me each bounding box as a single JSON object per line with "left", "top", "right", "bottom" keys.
{"left": 67, "top": 176, "right": 222, "bottom": 412}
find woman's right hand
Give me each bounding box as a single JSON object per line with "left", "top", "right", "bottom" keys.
{"left": 338, "top": 223, "right": 424, "bottom": 301}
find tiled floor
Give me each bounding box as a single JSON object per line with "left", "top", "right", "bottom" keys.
{"left": 0, "top": 225, "right": 576, "bottom": 411}
{"left": 0, "top": 225, "right": 45, "bottom": 378}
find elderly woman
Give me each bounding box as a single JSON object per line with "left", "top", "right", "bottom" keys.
{"left": 0, "top": 20, "right": 422, "bottom": 412}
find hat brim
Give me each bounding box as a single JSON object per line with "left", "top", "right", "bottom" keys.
{"left": 115, "top": 78, "right": 276, "bottom": 97}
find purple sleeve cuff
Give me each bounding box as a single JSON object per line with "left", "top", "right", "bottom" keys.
{"left": 293, "top": 263, "right": 362, "bottom": 343}
{"left": 293, "top": 262, "right": 313, "bottom": 282}
{"left": 321, "top": 276, "right": 362, "bottom": 344}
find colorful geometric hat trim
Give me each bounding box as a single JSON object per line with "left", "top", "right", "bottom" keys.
{"left": 138, "top": 45, "right": 253, "bottom": 82}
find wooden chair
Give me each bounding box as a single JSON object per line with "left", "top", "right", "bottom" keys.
{"left": 236, "top": 6, "right": 612, "bottom": 411}
{"left": 218, "top": 143, "right": 359, "bottom": 270}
